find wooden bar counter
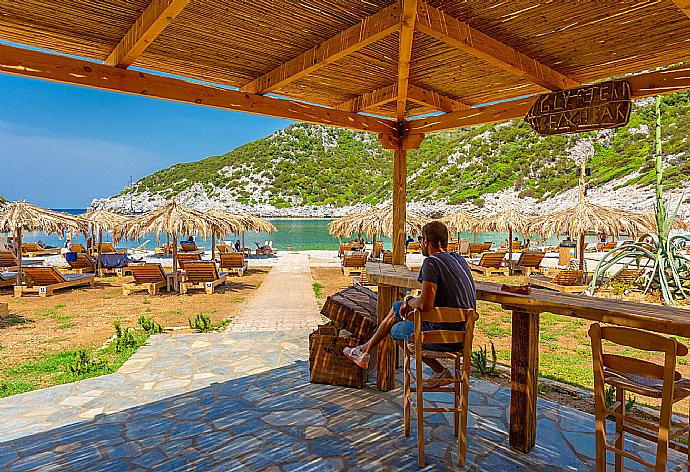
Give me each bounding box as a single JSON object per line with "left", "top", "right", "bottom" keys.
{"left": 366, "top": 261, "right": 690, "bottom": 454}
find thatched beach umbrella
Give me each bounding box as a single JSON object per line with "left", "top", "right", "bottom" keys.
{"left": 118, "top": 200, "right": 222, "bottom": 291}
{"left": 0, "top": 201, "right": 86, "bottom": 284}
{"left": 641, "top": 212, "right": 689, "bottom": 233}
{"left": 205, "top": 209, "right": 245, "bottom": 259}
{"left": 213, "top": 211, "right": 276, "bottom": 255}
{"left": 476, "top": 207, "right": 533, "bottom": 274}
{"left": 443, "top": 210, "right": 481, "bottom": 243}
{"left": 80, "top": 209, "right": 130, "bottom": 271}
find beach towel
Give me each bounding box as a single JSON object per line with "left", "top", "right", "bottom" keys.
{"left": 65, "top": 252, "right": 78, "bottom": 262}
{"left": 100, "top": 253, "right": 130, "bottom": 269}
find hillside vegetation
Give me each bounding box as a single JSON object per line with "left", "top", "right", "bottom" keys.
{"left": 119, "top": 93, "right": 690, "bottom": 208}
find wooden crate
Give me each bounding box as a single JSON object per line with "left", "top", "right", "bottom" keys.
{"left": 309, "top": 325, "right": 366, "bottom": 389}
{"left": 321, "top": 284, "right": 378, "bottom": 339}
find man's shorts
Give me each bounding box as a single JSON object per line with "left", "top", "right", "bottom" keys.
{"left": 389, "top": 301, "right": 463, "bottom": 352}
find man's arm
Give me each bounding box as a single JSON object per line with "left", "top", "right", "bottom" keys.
{"left": 404, "top": 281, "right": 437, "bottom": 319}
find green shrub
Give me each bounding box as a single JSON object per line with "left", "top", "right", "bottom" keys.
{"left": 189, "top": 313, "right": 214, "bottom": 332}
{"left": 113, "top": 323, "right": 138, "bottom": 352}
{"left": 137, "top": 315, "right": 163, "bottom": 334}
{"left": 471, "top": 341, "right": 497, "bottom": 376}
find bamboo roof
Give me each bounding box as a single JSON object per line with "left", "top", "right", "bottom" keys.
{"left": 2, "top": 1, "right": 690, "bottom": 133}
{"left": 329, "top": 205, "right": 429, "bottom": 238}
{"left": 205, "top": 209, "right": 276, "bottom": 235}
{"left": 442, "top": 210, "right": 481, "bottom": 233}
{"left": 0, "top": 201, "right": 86, "bottom": 234}
{"left": 80, "top": 209, "right": 131, "bottom": 233}
{"left": 527, "top": 201, "right": 651, "bottom": 239}
{"left": 476, "top": 207, "right": 533, "bottom": 235}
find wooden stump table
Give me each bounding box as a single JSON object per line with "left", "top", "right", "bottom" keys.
{"left": 365, "top": 261, "right": 690, "bottom": 454}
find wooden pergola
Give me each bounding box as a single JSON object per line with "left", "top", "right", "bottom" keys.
{"left": 3, "top": 0, "right": 690, "bottom": 455}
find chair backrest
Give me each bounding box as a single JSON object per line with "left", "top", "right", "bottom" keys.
{"left": 130, "top": 264, "right": 167, "bottom": 284}
{"left": 220, "top": 253, "right": 245, "bottom": 269}
{"left": 413, "top": 307, "right": 479, "bottom": 355}
{"left": 68, "top": 253, "right": 95, "bottom": 271}
{"left": 216, "top": 244, "right": 228, "bottom": 253}
{"left": 602, "top": 241, "right": 617, "bottom": 251}
{"left": 407, "top": 242, "right": 420, "bottom": 251}
{"left": 22, "top": 242, "right": 41, "bottom": 252}
{"left": 478, "top": 252, "right": 505, "bottom": 268}
{"left": 177, "top": 252, "right": 202, "bottom": 268}
{"left": 0, "top": 251, "right": 18, "bottom": 268}
{"left": 511, "top": 241, "right": 521, "bottom": 251}
{"left": 180, "top": 241, "right": 198, "bottom": 251}
{"left": 516, "top": 251, "right": 545, "bottom": 268}
{"left": 552, "top": 269, "right": 583, "bottom": 286}
{"left": 343, "top": 253, "right": 367, "bottom": 268}
{"left": 97, "top": 242, "right": 117, "bottom": 253}
{"left": 468, "top": 243, "right": 483, "bottom": 254}
{"left": 447, "top": 242, "right": 458, "bottom": 252}
{"left": 183, "top": 261, "right": 220, "bottom": 283}
{"left": 382, "top": 252, "right": 393, "bottom": 264}
{"left": 458, "top": 240, "right": 470, "bottom": 254}
{"left": 481, "top": 242, "right": 493, "bottom": 251}
{"left": 589, "top": 323, "right": 687, "bottom": 393}
{"left": 612, "top": 268, "right": 644, "bottom": 285}
{"left": 70, "top": 243, "right": 86, "bottom": 253}
{"left": 23, "top": 266, "right": 65, "bottom": 285}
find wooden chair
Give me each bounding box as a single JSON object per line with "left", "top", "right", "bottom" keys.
{"left": 467, "top": 252, "right": 507, "bottom": 276}
{"left": 0, "top": 271, "right": 17, "bottom": 288}
{"left": 382, "top": 252, "right": 393, "bottom": 264}
{"left": 180, "top": 241, "right": 204, "bottom": 253}
{"left": 66, "top": 253, "right": 96, "bottom": 274}
{"left": 177, "top": 252, "right": 202, "bottom": 269}
{"left": 180, "top": 261, "right": 227, "bottom": 294}
{"left": 219, "top": 253, "right": 247, "bottom": 276}
{"left": 511, "top": 251, "right": 546, "bottom": 276}
{"left": 589, "top": 323, "right": 690, "bottom": 471}
{"left": 0, "top": 252, "right": 42, "bottom": 271}
{"left": 69, "top": 243, "right": 86, "bottom": 253}
{"left": 457, "top": 240, "right": 470, "bottom": 256}
{"left": 511, "top": 240, "right": 522, "bottom": 252}
{"left": 406, "top": 242, "right": 422, "bottom": 254}
{"left": 528, "top": 269, "right": 587, "bottom": 293}
{"left": 21, "top": 242, "right": 60, "bottom": 257}
{"left": 468, "top": 243, "right": 485, "bottom": 257}
{"left": 95, "top": 242, "right": 127, "bottom": 254}
{"left": 123, "top": 264, "right": 173, "bottom": 295}
{"left": 402, "top": 307, "right": 478, "bottom": 467}
{"left": 600, "top": 241, "right": 618, "bottom": 252}
{"left": 481, "top": 242, "right": 493, "bottom": 252}
{"left": 215, "top": 243, "right": 230, "bottom": 254}
{"left": 15, "top": 267, "right": 94, "bottom": 297}
{"left": 342, "top": 253, "right": 367, "bottom": 276}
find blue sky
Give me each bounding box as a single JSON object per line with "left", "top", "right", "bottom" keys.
{"left": 0, "top": 74, "right": 291, "bottom": 208}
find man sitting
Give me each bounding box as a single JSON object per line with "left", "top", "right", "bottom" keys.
{"left": 344, "top": 221, "right": 476, "bottom": 385}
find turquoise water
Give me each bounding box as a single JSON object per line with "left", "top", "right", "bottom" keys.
{"left": 12, "top": 209, "right": 580, "bottom": 251}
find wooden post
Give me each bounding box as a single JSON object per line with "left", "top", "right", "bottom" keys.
{"left": 509, "top": 308, "right": 540, "bottom": 452}
{"left": 97, "top": 228, "right": 103, "bottom": 273}
{"left": 172, "top": 233, "right": 179, "bottom": 292}
{"left": 578, "top": 160, "right": 587, "bottom": 271}
{"left": 241, "top": 231, "right": 245, "bottom": 256}
{"left": 377, "top": 285, "right": 397, "bottom": 391}
{"left": 508, "top": 227, "right": 514, "bottom": 275}
{"left": 166, "top": 232, "right": 170, "bottom": 256}
{"left": 211, "top": 230, "right": 216, "bottom": 261}
{"left": 392, "top": 149, "right": 406, "bottom": 265}
{"left": 15, "top": 227, "right": 22, "bottom": 286}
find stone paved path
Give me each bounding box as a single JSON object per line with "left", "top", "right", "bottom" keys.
{"left": 0, "top": 254, "right": 686, "bottom": 470}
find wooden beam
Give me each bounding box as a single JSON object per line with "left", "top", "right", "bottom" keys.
{"left": 407, "top": 84, "right": 470, "bottom": 112}
{"left": 239, "top": 3, "right": 401, "bottom": 94}
{"left": 0, "top": 44, "right": 396, "bottom": 135}
{"left": 334, "top": 84, "right": 398, "bottom": 112}
{"left": 105, "top": 0, "right": 190, "bottom": 68}
{"left": 626, "top": 63, "right": 690, "bottom": 98}
{"left": 396, "top": 0, "right": 418, "bottom": 121}
{"left": 672, "top": 0, "right": 690, "bottom": 20}
{"left": 416, "top": 2, "right": 579, "bottom": 91}
{"left": 378, "top": 132, "right": 425, "bottom": 150}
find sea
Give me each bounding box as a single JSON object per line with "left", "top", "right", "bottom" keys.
{"left": 16, "top": 209, "right": 573, "bottom": 252}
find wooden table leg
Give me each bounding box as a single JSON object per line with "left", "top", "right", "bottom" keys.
{"left": 509, "top": 308, "right": 540, "bottom": 453}
{"left": 376, "top": 285, "right": 397, "bottom": 391}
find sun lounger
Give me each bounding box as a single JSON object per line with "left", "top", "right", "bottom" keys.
{"left": 180, "top": 261, "right": 227, "bottom": 294}
{"left": 177, "top": 252, "right": 202, "bottom": 269}
{"left": 467, "top": 252, "right": 508, "bottom": 276}
{"left": 180, "top": 241, "right": 204, "bottom": 254}
{"left": 122, "top": 264, "right": 174, "bottom": 296}
{"left": 468, "top": 243, "right": 485, "bottom": 257}
{"left": 0, "top": 252, "right": 42, "bottom": 271}
{"left": 458, "top": 240, "right": 470, "bottom": 256}
{"left": 66, "top": 253, "right": 96, "bottom": 274}
{"left": 339, "top": 243, "right": 353, "bottom": 257}
{"left": 406, "top": 242, "right": 421, "bottom": 254}
{"left": 255, "top": 244, "right": 276, "bottom": 257}
{"left": 0, "top": 271, "right": 17, "bottom": 288}
{"left": 154, "top": 244, "right": 173, "bottom": 256}
{"left": 528, "top": 269, "right": 587, "bottom": 293}
{"left": 21, "top": 242, "right": 60, "bottom": 257}
{"left": 600, "top": 241, "right": 617, "bottom": 252}
{"left": 69, "top": 243, "right": 86, "bottom": 253}
{"left": 219, "top": 253, "right": 247, "bottom": 276}
{"left": 447, "top": 242, "right": 458, "bottom": 253}
{"left": 95, "top": 242, "right": 127, "bottom": 255}
{"left": 15, "top": 266, "right": 94, "bottom": 297}
{"left": 215, "top": 243, "right": 231, "bottom": 254}
{"left": 342, "top": 253, "right": 367, "bottom": 277}
{"left": 510, "top": 251, "right": 546, "bottom": 276}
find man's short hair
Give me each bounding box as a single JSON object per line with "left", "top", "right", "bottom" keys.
{"left": 422, "top": 221, "right": 449, "bottom": 249}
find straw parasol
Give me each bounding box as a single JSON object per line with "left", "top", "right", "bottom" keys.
{"left": 208, "top": 210, "right": 276, "bottom": 256}
{"left": 476, "top": 207, "right": 534, "bottom": 274}
{"left": 641, "top": 212, "right": 689, "bottom": 232}
{"left": 118, "top": 200, "right": 229, "bottom": 291}
{"left": 204, "top": 209, "right": 245, "bottom": 259}
{"left": 0, "top": 201, "right": 87, "bottom": 284}
{"left": 80, "top": 209, "right": 131, "bottom": 271}
{"left": 442, "top": 210, "right": 481, "bottom": 243}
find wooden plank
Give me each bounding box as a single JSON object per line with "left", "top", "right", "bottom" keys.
{"left": 672, "top": 0, "right": 690, "bottom": 19}
{"left": 334, "top": 84, "right": 398, "bottom": 112}
{"left": 392, "top": 149, "right": 407, "bottom": 265}
{"left": 240, "top": 3, "right": 401, "bottom": 94}
{"left": 105, "top": 0, "right": 190, "bottom": 68}
{"left": 627, "top": 63, "right": 690, "bottom": 99}
{"left": 0, "top": 44, "right": 397, "bottom": 135}
{"left": 416, "top": 2, "right": 578, "bottom": 92}
{"left": 396, "top": 0, "right": 418, "bottom": 121}
{"left": 407, "top": 84, "right": 471, "bottom": 112}
{"left": 509, "top": 309, "right": 539, "bottom": 452}
{"left": 376, "top": 285, "right": 397, "bottom": 391}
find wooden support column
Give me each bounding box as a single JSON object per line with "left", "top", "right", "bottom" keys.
{"left": 509, "top": 308, "right": 540, "bottom": 453}
{"left": 376, "top": 285, "right": 397, "bottom": 391}
{"left": 392, "top": 148, "right": 407, "bottom": 266}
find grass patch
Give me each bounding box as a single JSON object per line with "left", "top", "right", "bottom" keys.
{"left": 312, "top": 282, "right": 324, "bottom": 299}
{"left": 57, "top": 323, "right": 74, "bottom": 330}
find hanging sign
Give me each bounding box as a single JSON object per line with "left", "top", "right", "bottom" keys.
{"left": 525, "top": 80, "right": 631, "bottom": 135}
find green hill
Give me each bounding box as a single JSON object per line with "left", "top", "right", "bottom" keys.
{"left": 113, "top": 93, "right": 690, "bottom": 209}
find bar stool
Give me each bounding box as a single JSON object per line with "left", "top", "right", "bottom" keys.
{"left": 402, "top": 307, "right": 478, "bottom": 467}
{"left": 589, "top": 323, "right": 690, "bottom": 471}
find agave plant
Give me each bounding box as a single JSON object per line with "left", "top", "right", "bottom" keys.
{"left": 588, "top": 96, "right": 690, "bottom": 305}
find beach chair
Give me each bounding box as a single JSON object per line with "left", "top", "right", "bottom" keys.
{"left": 458, "top": 240, "right": 470, "bottom": 256}
{"left": 528, "top": 269, "right": 587, "bottom": 293}
{"left": 122, "top": 264, "right": 174, "bottom": 296}
{"left": 255, "top": 245, "right": 275, "bottom": 257}
{"left": 215, "top": 243, "right": 230, "bottom": 254}
{"left": 447, "top": 242, "right": 458, "bottom": 253}
{"left": 600, "top": 241, "right": 617, "bottom": 252}
{"left": 69, "top": 243, "right": 86, "bottom": 253}
{"left": 467, "top": 243, "right": 484, "bottom": 257}
{"left": 180, "top": 241, "right": 204, "bottom": 254}
{"left": 21, "top": 242, "right": 60, "bottom": 257}
{"left": 382, "top": 252, "right": 393, "bottom": 264}
{"left": 177, "top": 252, "right": 202, "bottom": 269}
{"left": 372, "top": 242, "right": 383, "bottom": 259}
{"left": 219, "top": 253, "right": 247, "bottom": 276}
{"left": 66, "top": 253, "right": 96, "bottom": 274}
{"left": 15, "top": 266, "right": 94, "bottom": 297}
{"left": 467, "top": 252, "right": 508, "bottom": 276}
{"left": 338, "top": 243, "right": 353, "bottom": 257}
{"left": 0, "top": 271, "right": 17, "bottom": 288}
{"left": 0, "top": 252, "right": 42, "bottom": 272}
{"left": 406, "top": 242, "right": 421, "bottom": 254}
{"left": 342, "top": 253, "right": 367, "bottom": 277}
{"left": 95, "top": 242, "right": 127, "bottom": 254}
{"left": 510, "top": 251, "right": 546, "bottom": 276}
{"left": 180, "top": 261, "right": 227, "bottom": 294}
{"left": 511, "top": 240, "right": 522, "bottom": 252}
